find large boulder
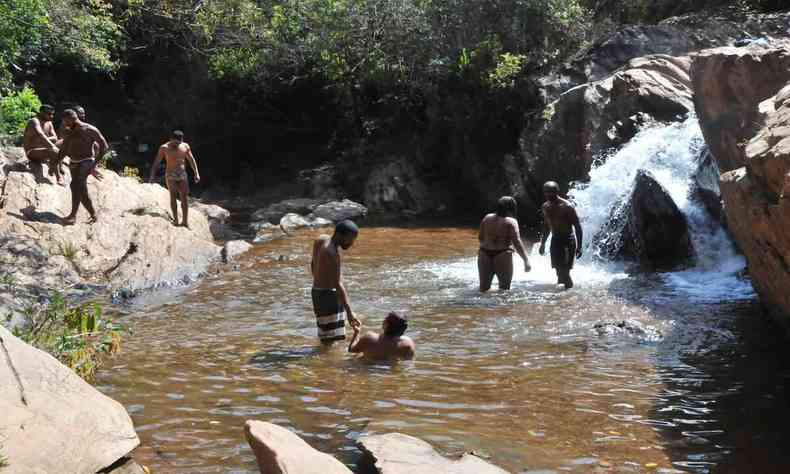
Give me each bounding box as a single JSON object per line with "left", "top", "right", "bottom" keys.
{"left": 518, "top": 55, "right": 694, "bottom": 224}
{"left": 311, "top": 199, "right": 367, "bottom": 222}
{"left": 357, "top": 433, "right": 509, "bottom": 474}
{"left": 596, "top": 170, "right": 694, "bottom": 268}
{"left": 279, "top": 213, "right": 332, "bottom": 233}
{"left": 363, "top": 158, "right": 435, "bottom": 218}
{"left": 0, "top": 325, "right": 139, "bottom": 473}
{"left": 244, "top": 420, "right": 352, "bottom": 474}
{"left": 716, "top": 74, "right": 790, "bottom": 331}
{"left": 692, "top": 146, "right": 724, "bottom": 222}
{"left": 250, "top": 198, "right": 324, "bottom": 227}
{"left": 0, "top": 151, "right": 222, "bottom": 319}
{"left": 691, "top": 41, "right": 790, "bottom": 173}
{"left": 222, "top": 240, "right": 253, "bottom": 263}
{"left": 192, "top": 202, "right": 233, "bottom": 240}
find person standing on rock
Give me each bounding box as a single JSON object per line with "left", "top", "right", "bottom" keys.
{"left": 310, "top": 220, "right": 361, "bottom": 344}
{"left": 23, "top": 104, "right": 63, "bottom": 185}
{"left": 57, "top": 105, "right": 103, "bottom": 181}
{"left": 148, "top": 130, "right": 201, "bottom": 228}
{"left": 539, "top": 181, "right": 583, "bottom": 289}
{"left": 58, "top": 109, "right": 109, "bottom": 225}
{"left": 478, "top": 196, "right": 531, "bottom": 292}
{"left": 348, "top": 311, "right": 415, "bottom": 360}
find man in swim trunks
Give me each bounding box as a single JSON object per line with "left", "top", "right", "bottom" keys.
{"left": 348, "top": 312, "right": 415, "bottom": 360}
{"left": 56, "top": 105, "right": 103, "bottom": 181}
{"left": 478, "top": 196, "right": 531, "bottom": 292}
{"left": 58, "top": 109, "right": 109, "bottom": 225}
{"left": 310, "top": 220, "right": 361, "bottom": 344}
{"left": 539, "top": 181, "right": 583, "bottom": 289}
{"left": 23, "top": 104, "right": 63, "bottom": 184}
{"left": 148, "top": 130, "right": 201, "bottom": 228}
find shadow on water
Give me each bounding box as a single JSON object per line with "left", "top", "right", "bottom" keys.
{"left": 606, "top": 274, "right": 790, "bottom": 473}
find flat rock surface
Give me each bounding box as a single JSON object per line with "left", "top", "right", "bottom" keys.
{"left": 244, "top": 420, "right": 352, "bottom": 474}
{"left": 358, "top": 433, "right": 509, "bottom": 474}
{"left": 0, "top": 326, "right": 139, "bottom": 473}
{"left": 0, "top": 148, "right": 223, "bottom": 325}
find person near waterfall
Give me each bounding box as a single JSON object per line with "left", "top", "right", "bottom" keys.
{"left": 477, "top": 196, "right": 531, "bottom": 292}
{"left": 58, "top": 109, "right": 109, "bottom": 225}
{"left": 148, "top": 130, "right": 201, "bottom": 228}
{"left": 310, "top": 220, "right": 362, "bottom": 344}
{"left": 539, "top": 181, "right": 583, "bottom": 289}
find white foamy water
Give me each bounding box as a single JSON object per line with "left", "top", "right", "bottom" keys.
{"left": 568, "top": 115, "right": 754, "bottom": 302}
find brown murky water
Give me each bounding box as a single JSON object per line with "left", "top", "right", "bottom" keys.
{"left": 95, "top": 228, "right": 790, "bottom": 473}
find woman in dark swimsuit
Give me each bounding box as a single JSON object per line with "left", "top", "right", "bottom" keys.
{"left": 478, "top": 196, "right": 531, "bottom": 292}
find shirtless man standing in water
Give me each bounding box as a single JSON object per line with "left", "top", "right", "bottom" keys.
{"left": 148, "top": 130, "right": 201, "bottom": 228}
{"left": 23, "top": 104, "right": 63, "bottom": 184}
{"left": 310, "top": 220, "right": 361, "bottom": 344}
{"left": 58, "top": 109, "right": 109, "bottom": 225}
{"left": 539, "top": 181, "right": 583, "bottom": 289}
{"left": 478, "top": 196, "right": 530, "bottom": 292}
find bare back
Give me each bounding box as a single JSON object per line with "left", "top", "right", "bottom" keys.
{"left": 62, "top": 123, "right": 103, "bottom": 160}
{"left": 312, "top": 235, "right": 340, "bottom": 289}
{"left": 479, "top": 214, "right": 518, "bottom": 250}
{"left": 542, "top": 198, "right": 578, "bottom": 236}
{"left": 23, "top": 118, "right": 56, "bottom": 151}
{"left": 355, "top": 332, "right": 415, "bottom": 360}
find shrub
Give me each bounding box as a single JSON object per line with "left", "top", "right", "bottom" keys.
{"left": 0, "top": 86, "right": 41, "bottom": 136}
{"left": 13, "top": 293, "right": 124, "bottom": 380}
{"left": 122, "top": 166, "right": 141, "bottom": 181}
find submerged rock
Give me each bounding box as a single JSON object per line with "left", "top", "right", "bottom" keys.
{"left": 597, "top": 170, "right": 693, "bottom": 268}
{"left": 244, "top": 420, "right": 352, "bottom": 474}
{"left": 253, "top": 222, "right": 287, "bottom": 243}
{"left": 594, "top": 320, "right": 663, "bottom": 342}
{"left": 357, "top": 433, "right": 509, "bottom": 474}
{"left": 0, "top": 326, "right": 140, "bottom": 473}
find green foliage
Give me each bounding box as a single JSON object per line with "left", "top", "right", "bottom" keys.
{"left": 51, "top": 240, "right": 79, "bottom": 262}
{"left": 0, "top": 0, "right": 48, "bottom": 90}
{"left": 0, "top": 86, "right": 41, "bottom": 136}
{"left": 0, "top": 272, "right": 16, "bottom": 286}
{"left": 13, "top": 293, "right": 124, "bottom": 380}
{"left": 122, "top": 166, "right": 141, "bottom": 181}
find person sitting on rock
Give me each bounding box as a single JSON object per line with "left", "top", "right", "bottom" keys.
{"left": 23, "top": 104, "right": 63, "bottom": 185}
{"left": 148, "top": 130, "right": 201, "bottom": 228}
{"left": 348, "top": 312, "right": 415, "bottom": 360}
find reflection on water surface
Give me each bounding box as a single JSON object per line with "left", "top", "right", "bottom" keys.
{"left": 95, "top": 228, "right": 790, "bottom": 473}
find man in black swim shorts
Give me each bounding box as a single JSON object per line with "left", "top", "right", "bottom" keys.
{"left": 538, "top": 181, "right": 583, "bottom": 289}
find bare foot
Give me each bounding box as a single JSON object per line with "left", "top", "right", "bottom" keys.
{"left": 181, "top": 222, "right": 190, "bottom": 229}
{"left": 87, "top": 215, "right": 98, "bottom": 225}
{"left": 172, "top": 219, "right": 180, "bottom": 227}
{"left": 62, "top": 216, "right": 76, "bottom": 226}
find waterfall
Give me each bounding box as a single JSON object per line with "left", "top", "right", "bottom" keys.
{"left": 568, "top": 115, "right": 754, "bottom": 302}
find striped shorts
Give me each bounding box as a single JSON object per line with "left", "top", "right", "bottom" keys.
{"left": 311, "top": 288, "right": 346, "bottom": 342}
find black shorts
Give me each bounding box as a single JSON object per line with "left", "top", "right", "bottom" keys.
{"left": 550, "top": 234, "right": 576, "bottom": 269}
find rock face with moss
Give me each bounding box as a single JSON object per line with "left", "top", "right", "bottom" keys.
{"left": 0, "top": 325, "right": 139, "bottom": 473}
{"left": 0, "top": 148, "right": 226, "bottom": 326}
{"left": 693, "top": 42, "right": 790, "bottom": 329}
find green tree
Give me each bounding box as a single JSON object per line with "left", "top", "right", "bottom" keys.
{"left": 0, "top": 85, "right": 41, "bottom": 136}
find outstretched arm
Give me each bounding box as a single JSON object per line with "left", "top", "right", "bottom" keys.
{"left": 186, "top": 145, "right": 200, "bottom": 183}
{"left": 335, "top": 251, "right": 359, "bottom": 327}
{"left": 511, "top": 221, "right": 531, "bottom": 272}
{"left": 571, "top": 208, "right": 583, "bottom": 258}
{"left": 149, "top": 147, "right": 164, "bottom": 183}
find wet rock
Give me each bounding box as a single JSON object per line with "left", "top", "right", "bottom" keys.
{"left": 594, "top": 320, "right": 663, "bottom": 342}
{"left": 363, "top": 158, "right": 435, "bottom": 218}
{"left": 250, "top": 198, "right": 324, "bottom": 226}
{"left": 311, "top": 199, "right": 367, "bottom": 222}
{"left": 519, "top": 55, "right": 694, "bottom": 225}
{"left": 597, "top": 170, "right": 693, "bottom": 267}
{"left": 279, "top": 213, "right": 332, "bottom": 233}
{"left": 101, "top": 457, "right": 148, "bottom": 474}
{"left": 357, "top": 433, "right": 509, "bottom": 474}
{"left": 0, "top": 325, "right": 140, "bottom": 473}
{"left": 691, "top": 40, "right": 790, "bottom": 172}
{"left": 222, "top": 240, "right": 253, "bottom": 263}
{"left": 0, "top": 150, "right": 222, "bottom": 317}
{"left": 253, "top": 223, "right": 287, "bottom": 243}
{"left": 692, "top": 146, "right": 724, "bottom": 222}
{"left": 244, "top": 420, "right": 352, "bottom": 474}
{"left": 192, "top": 202, "right": 232, "bottom": 240}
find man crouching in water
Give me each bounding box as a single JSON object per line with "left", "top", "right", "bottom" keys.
{"left": 348, "top": 312, "right": 415, "bottom": 360}
{"left": 149, "top": 130, "right": 201, "bottom": 228}
{"left": 310, "top": 220, "right": 362, "bottom": 344}
{"left": 539, "top": 181, "right": 583, "bottom": 289}
{"left": 59, "top": 109, "right": 109, "bottom": 225}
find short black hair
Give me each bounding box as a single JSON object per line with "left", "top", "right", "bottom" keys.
{"left": 334, "top": 219, "right": 359, "bottom": 236}
{"left": 496, "top": 196, "right": 517, "bottom": 218}
{"left": 62, "top": 109, "right": 78, "bottom": 118}
{"left": 384, "top": 312, "right": 408, "bottom": 337}
{"left": 74, "top": 105, "right": 85, "bottom": 116}
{"left": 172, "top": 130, "right": 184, "bottom": 140}
{"left": 40, "top": 104, "right": 54, "bottom": 113}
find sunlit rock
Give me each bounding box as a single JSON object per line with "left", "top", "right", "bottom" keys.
{"left": 244, "top": 420, "right": 352, "bottom": 474}
{"left": 691, "top": 146, "right": 724, "bottom": 223}
{"left": 311, "top": 199, "right": 367, "bottom": 222}
{"left": 0, "top": 326, "right": 139, "bottom": 473}
{"left": 279, "top": 213, "right": 332, "bottom": 233}
{"left": 250, "top": 198, "right": 324, "bottom": 226}
{"left": 222, "top": 240, "right": 253, "bottom": 263}
{"left": 596, "top": 169, "right": 694, "bottom": 268}
{"left": 357, "top": 433, "right": 509, "bottom": 474}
